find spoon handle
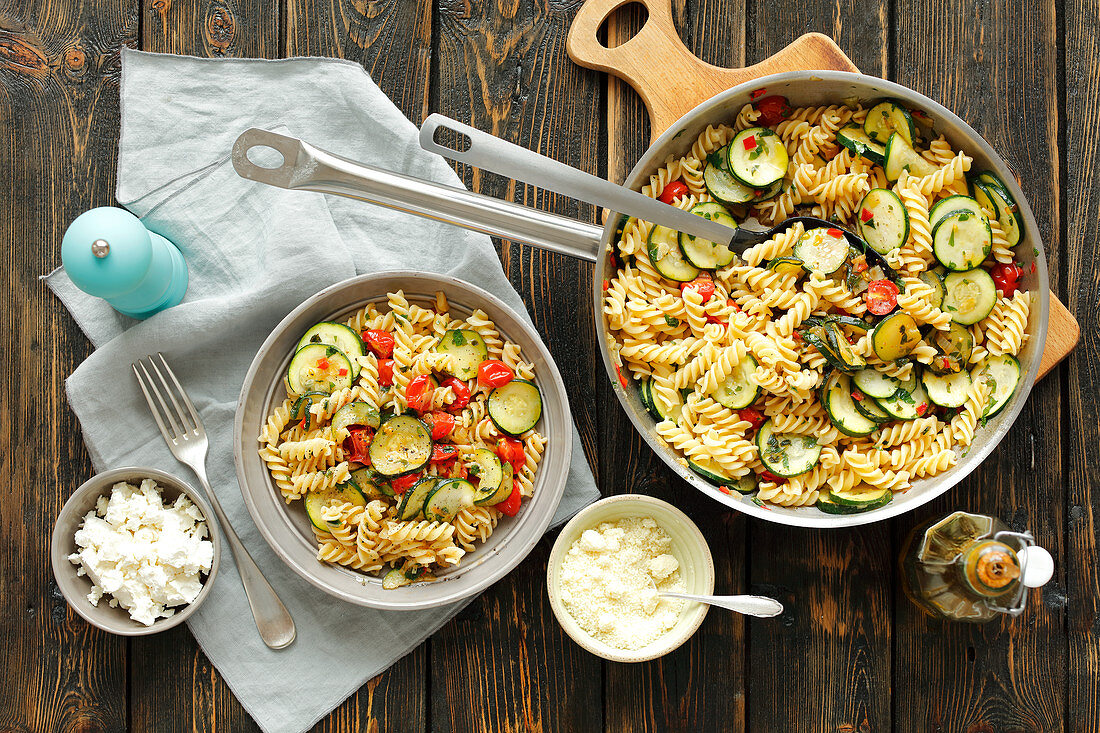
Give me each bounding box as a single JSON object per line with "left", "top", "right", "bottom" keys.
{"left": 660, "top": 592, "right": 785, "bottom": 618}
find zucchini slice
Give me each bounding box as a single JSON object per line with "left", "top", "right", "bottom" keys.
{"left": 921, "top": 368, "right": 972, "bottom": 408}
{"left": 304, "top": 479, "right": 367, "bottom": 531}
{"left": 941, "top": 269, "right": 997, "bottom": 325}
{"left": 423, "top": 478, "right": 476, "bottom": 523}
{"left": 382, "top": 569, "right": 413, "bottom": 590}
{"left": 767, "top": 256, "right": 806, "bottom": 278}
{"left": 829, "top": 484, "right": 892, "bottom": 510}
{"left": 816, "top": 492, "right": 861, "bottom": 514}
{"left": 647, "top": 225, "right": 701, "bottom": 282}
{"left": 368, "top": 415, "right": 433, "bottom": 477}
{"left": 824, "top": 372, "right": 879, "bottom": 437}
{"left": 830, "top": 315, "right": 873, "bottom": 334}
{"left": 350, "top": 466, "right": 391, "bottom": 500}
{"left": 331, "top": 401, "right": 381, "bottom": 434}
{"left": 703, "top": 146, "right": 757, "bottom": 205}
{"left": 884, "top": 132, "right": 937, "bottom": 182}
{"left": 918, "top": 270, "right": 946, "bottom": 308}
{"left": 679, "top": 202, "right": 737, "bottom": 269}
{"left": 727, "top": 127, "right": 789, "bottom": 188}
{"left": 929, "top": 194, "right": 986, "bottom": 230}
{"left": 932, "top": 210, "right": 992, "bottom": 271}
{"left": 651, "top": 381, "right": 685, "bottom": 423}
{"left": 297, "top": 322, "right": 365, "bottom": 379}
{"left": 290, "top": 391, "right": 328, "bottom": 421}
{"left": 864, "top": 100, "right": 916, "bottom": 145}
{"left": 825, "top": 322, "right": 867, "bottom": 371}
{"left": 928, "top": 322, "right": 974, "bottom": 374}
{"left": 972, "top": 355, "right": 1021, "bottom": 417}
{"left": 288, "top": 344, "right": 355, "bottom": 395}
{"left": 434, "top": 329, "right": 489, "bottom": 380}
{"left": 802, "top": 325, "right": 854, "bottom": 373}
{"left": 871, "top": 312, "right": 921, "bottom": 361}
{"left": 397, "top": 476, "right": 440, "bottom": 521}
{"left": 750, "top": 179, "right": 784, "bottom": 202}
{"left": 837, "top": 123, "right": 887, "bottom": 165}
{"left": 852, "top": 369, "right": 904, "bottom": 399}
{"left": 857, "top": 188, "right": 909, "bottom": 255}
{"left": 639, "top": 379, "right": 661, "bottom": 420}
{"left": 756, "top": 419, "right": 823, "bottom": 477}
{"left": 794, "top": 227, "right": 851, "bottom": 275}
{"left": 974, "top": 173, "right": 1023, "bottom": 247}
{"left": 875, "top": 377, "right": 931, "bottom": 420}
{"left": 711, "top": 354, "right": 759, "bottom": 409}
{"left": 687, "top": 460, "right": 735, "bottom": 485}
{"left": 851, "top": 388, "right": 892, "bottom": 423}
{"left": 468, "top": 448, "right": 504, "bottom": 500}
{"left": 476, "top": 460, "right": 514, "bottom": 506}
{"left": 488, "top": 379, "right": 542, "bottom": 436}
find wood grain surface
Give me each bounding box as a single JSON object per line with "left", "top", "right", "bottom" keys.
{"left": 0, "top": 1, "right": 1090, "bottom": 732}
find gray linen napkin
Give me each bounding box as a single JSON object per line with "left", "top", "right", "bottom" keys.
{"left": 46, "top": 48, "right": 599, "bottom": 733}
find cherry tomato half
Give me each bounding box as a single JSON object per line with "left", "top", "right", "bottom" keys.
{"left": 478, "top": 359, "right": 515, "bottom": 390}
{"left": 865, "top": 279, "right": 900, "bottom": 315}
{"left": 425, "top": 411, "right": 456, "bottom": 440}
{"left": 658, "top": 180, "right": 689, "bottom": 204}
{"left": 755, "top": 95, "right": 790, "bottom": 126}
{"left": 496, "top": 478, "right": 523, "bottom": 516}
{"left": 440, "top": 377, "right": 471, "bottom": 411}
{"left": 738, "top": 407, "right": 766, "bottom": 430}
{"left": 758, "top": 469, "right": 785, "bottom": 483}
{"left": 344, "top": 427, "right": 373, "bottom": 465}
{"left": 405, "top": 374, "right": 435, "bottom": 413}
{"left": 496, "top": 437, "right": 524, "bottom": 467}
{"left": 390, "top": 472, "right": 421, "bottom": 495}
{"left": 378, "top": 357, "right": 395, "bottom": 387}
{"left": 362, "top": 329, "right": 395, "bottom": 358}
{"left": 431, "top": 444, "right": 460, "bottom": 463}
{"left": 680, "top": 272, "right": 715, "bottom": 302}
{"left": 991, "top": 262, "right": 1024, "bottom": 297}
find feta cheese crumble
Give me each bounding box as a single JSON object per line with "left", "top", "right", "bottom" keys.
{"left": 68, "top": 479, "right": 213, "bottom": 626}
{"left": 558, "top": 516, "right": 685, "bottom": 650}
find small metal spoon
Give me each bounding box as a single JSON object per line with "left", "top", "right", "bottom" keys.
{"left": 659, "top": 591, "right": 785, "bottom": 618}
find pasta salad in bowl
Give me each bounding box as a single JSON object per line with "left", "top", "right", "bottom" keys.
{"left": 236, "top": 272, "right": 572, "bottom": 609}
{"left": 605, "top": 93, "right": 1039, "bottom": 518}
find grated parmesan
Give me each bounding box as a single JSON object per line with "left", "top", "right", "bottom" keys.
{"left": 558, "top": 516, "right": 685, "bottom": 650}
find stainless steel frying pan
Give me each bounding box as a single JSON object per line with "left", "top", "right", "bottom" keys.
{"left": 231, "top": 70, "right": 1049, "bottom": 528}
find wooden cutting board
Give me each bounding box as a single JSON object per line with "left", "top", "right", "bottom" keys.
{"left": 566, "top": 0, "right": 1078, "bottom": 380}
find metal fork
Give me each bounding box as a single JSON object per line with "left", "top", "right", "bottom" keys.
{"left": 133, "top": 353, "right": 296, "bottom": 650}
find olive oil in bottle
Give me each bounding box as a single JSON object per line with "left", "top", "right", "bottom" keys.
{"left": 900, "top": 511, "right": 1053, "bottom": 623}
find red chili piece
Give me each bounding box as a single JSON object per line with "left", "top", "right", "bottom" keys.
{"left": 749, "top": 87, "right": 766, "bottom": 101}
{"left": 362, "top": 329, "right": 395, "bottom": 358}
{"left": 496, "top": 478, "right": 523, "bottom": 516}
{"left": 742, "top": 134, "right": 757, "bottom": 151}
{"left": 759, "top": 469, "right": 785, "bottom": 483}
{"left": 477, "top": 359, "right": 515, "bottom": 390}
{"left": 602, "top": 279, "right": 609, "bottom": 291}
{"left": 405, "top": 374, "right": 434, "bottom": 413}
{"left": 658, "top": 180, "right": 689, "bottom": 204}
{"left": 852, "top": 390, "right": 864, "bottom": 402}
{"left": 738, "top": 407, "right": 766, "bottom": 430}
{"left": 755, "top": 95, "right": 790, "bottom": 126}
{"left": 390, "top": 472, "right": 421, "bottom": 495}
{"left": 425, "top": 411, "right": 456, "bottom": 440}
{"left": 860, "top": 208, "right": 874, "bottom": 223}
{"left": 616, "top": 365, "right": 629, "bottom": 389}
{"left": 727, "top": 298, "right": 741, "bottom": 312}
{"left": 916, "top": 402, "right": 928, "bottom": 416}
{"left": 317, "top": 357, "right": 330, "bottom": 370}
{"left": 440, "top": 377, "right": 471, "bottom": 411}
{"left": 718, "top": 485, "right": 731, "bottom": 495}
{"left": 865, "top": 279, "right": 900, "bottom": 315}
{"left": 680, "top": 272, "right": 715, "bottom": 302}
{"left": 337, "top": 368, "right": 348, "bottom": 376}
{"left": 827, "top": 227, "right": 844, "bottom": 238}
{"left": 377, "top": 357, "right": 395, "bottom": 387}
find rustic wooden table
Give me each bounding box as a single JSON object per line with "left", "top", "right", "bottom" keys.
{"left": 2, "top": 1, "right": 1094, "bottom": 731}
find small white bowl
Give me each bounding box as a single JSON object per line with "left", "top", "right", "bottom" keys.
{"left": 50, "top": 466, "right": 221, "bottom": 635}
{"left": 546, "top": 494, "right": 714, "bottom": 663}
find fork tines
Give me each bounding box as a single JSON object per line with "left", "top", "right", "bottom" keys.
{"left": 132, "top": 353, "right": 204, "bottom": 443}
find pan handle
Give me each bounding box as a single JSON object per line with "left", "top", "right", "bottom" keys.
{"left": 418, "top": 114, "right": 737, "bottom": 245}
{"left": 231, "top": 128, "right": 604, "bottom": 263}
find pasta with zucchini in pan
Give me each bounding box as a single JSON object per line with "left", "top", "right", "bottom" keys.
{"left": 605, "top": 97, "right": 1031, "bottom": 513}
{"left": 258, "top": 290, "right": 545, "bottom": 588}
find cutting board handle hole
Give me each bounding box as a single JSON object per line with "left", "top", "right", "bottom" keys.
{"left": 244, "top": 145, "right": 285, "bottom": 170}
{"left": 596, "top": 1, "right": 648, "bottom": 49}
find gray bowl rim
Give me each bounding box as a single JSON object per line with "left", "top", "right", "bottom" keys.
{"left": 233, "top": 270, "right": 573, "bottom": 610}
{"left": 50, "top": 465, "right": 222, "bottom": 636}
{"left": 592, "top": 69, "right": 1050, "bottom": 528}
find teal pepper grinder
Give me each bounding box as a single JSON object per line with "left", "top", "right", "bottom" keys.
{"left": 61, "top": 207, "right": 188, "bottom": 319}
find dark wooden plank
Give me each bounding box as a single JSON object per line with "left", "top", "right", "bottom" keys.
{"left": 1062, "top": 0, "right": 1099, "bottom": 730}
{"left": 429, "top": 2, "right": 604, "bottom": 732}
{"left": 892, "top": 1, "right": 1066, "bottom": 731}
{"left": 125, "top": 3, "right": 283, "bottom": 732}
{"left": 602, "top": 3, "right": 748, "bottom": 732}
{"left": 0, "top": 1, "right": 137, "bottom": 730}
{"left": 742, "top": 6, "right": 894, "bottom": 732}
{"left": 142, "top": 0, "right": 280, "bottom": 58}
{"left": 286, "top": 0, "right": 431, "bottom": 126}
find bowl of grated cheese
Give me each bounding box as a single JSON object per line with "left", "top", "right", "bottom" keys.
{"left": 546, "top": 494, "right": 714, "bottom": 663}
